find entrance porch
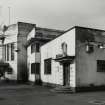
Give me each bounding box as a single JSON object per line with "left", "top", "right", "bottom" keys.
{"left": 54, "top": 55, "right": 75, "bottom": 90}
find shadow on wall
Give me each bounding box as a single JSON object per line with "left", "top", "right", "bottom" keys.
{"left": 77, "top": 29, "right": 95, "bottom": 43}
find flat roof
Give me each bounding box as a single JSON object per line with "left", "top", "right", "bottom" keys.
{"left": 41, "top": 26, "right": 105, "bottom": 47}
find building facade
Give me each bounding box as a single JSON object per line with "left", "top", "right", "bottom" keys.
{"left": 41, "top": 26, "right": 105, "bottom": 92}
{"left": 3, "top": 22, "right": 34, "bottom": 82}
{"left": 26, "top": 26, "right": 64, "bottom": 83}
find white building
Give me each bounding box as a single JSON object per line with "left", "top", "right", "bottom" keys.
{"left": 26, "top": 26, "right": 64, "bottom": 84}
{"left": 41, "top": 26, "right": 105, "bottom": 92}
{"left": 3, "top": 22, "right": 34, "bottom": 82}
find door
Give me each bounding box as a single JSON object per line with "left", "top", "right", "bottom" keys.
{"left": 63, "top": 63, "right": 70, "bottom": 86}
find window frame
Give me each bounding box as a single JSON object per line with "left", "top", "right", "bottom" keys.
{"left": 35, "top": 63, "right": 40, "bottom": 74}
{"left": 35, "top": 43, "right": 40, "bottom": 52}
{"left": 44, "top": 58, "right": 52, "bottom": 75}
{"left": 97, "top": 60, "right": 105, "bottom": 72}
{"left": 11, "top": 43, "right": 15, "bottom": 61}
{"left": 7, "top": 67, "right": 13, "bottom": 74}
{"left": 7, "top": 44, "right": 9, "bottom": 61}
{"left": 4, "top": 45, "right": 7, "bottom": 61}
{"left": 31, "top": 63, "right": 35, "bottom": 74}
{"left": 31, "top": 63, "right": 40, "bottom": 74}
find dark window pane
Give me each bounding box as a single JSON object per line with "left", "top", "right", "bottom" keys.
{"left": 35, "top": 63, "right": 40, "bottom": 74}
{"left": 31, "top": 63, "right": 40, "bottom": 74}
{"left": 5, "top": 45, "right": 6, "bottom": 61}
{"left": 31, "top": 44, "right": 35, "bottom": 53}
{"left": 11, "top": 43, "right": 14, "bottom": 60}
{"left": 44, "top": 58, "right": 51, "bottom": 74}
{"left": 97, "top": 60, "right": 105, "bottom": 72}
{"left": 35, "top": 43, "right": 40, "bottom": 52}
{"left": 7, "top": 44, "right": 9, "bottom": 61}
{"left": 31, "top": 63, "right": 35, "bottom": 74}
{"left": 7, "top": 67, "right": 13, "bottom": 74}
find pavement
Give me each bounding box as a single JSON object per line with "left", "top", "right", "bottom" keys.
{"left": 0, "top": 82, "right": 105, "bottom": 105}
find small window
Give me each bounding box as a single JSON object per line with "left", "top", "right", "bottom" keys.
{"left": 7, "top": 67, "right": 13, "bottom": 74}
{"left": 7, "top": 44, "right": 9, "bottom": 61}
{"left": 31, "top": 63, "right": 35, "bottom": 74}
{"left": 31, "top": 63, "right": 40, "bottom": 74}
{"left": 31, "top": 43, "right": 35, "bottom": 53}
{"left": 4, "top": 45, "right": 6, "bottom": 61}
{"left": 44, "top": 58, "right": 51, "bottom": 74}
{"left": 97, "top": 60, "right": 105, "bottom": 72}
{"left": 35, "top": 63, "right": 40, "bottom": 74}
{"left": 35, "top": 43, "right": 40, "bottom": 52}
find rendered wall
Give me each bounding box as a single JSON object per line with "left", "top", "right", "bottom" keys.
{"left": 27, "top": 27, "right": 63, "bottom": 82}
{"left": 27, "top": 45, "right": 35, "bottom": 82}
{"left": 3, "top": 22, "right": 34, "bottom": 81}
{"left": 17, "top": 22, "right": 34, "bottom": 82}
{"left": 76, "top": 27, "right": 105, "bottom": 87}
{"left": 4, "top": 24, "right": 18, "bottom": 80}
{"left": 41, "top": 28, "right": 76, "bottom": 87}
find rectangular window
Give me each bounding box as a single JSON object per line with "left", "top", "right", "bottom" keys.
{"left": 4, "top": 45, "right": 6, "bottom": 61}
{"left": 11, "top": 43, "right": 14, "bottom": 60}
{"left": 31, "top": 43, "right": 35, "bottom": 53}
{"left": 31, "top": 63, "right": 35, "bottom": 74}
{"left": 31, "top": 63, "right": 40, "bottom": 74}
{"left": 97, "top": 60, "right": 105, "bottom": 72}
{"left": 35, "top": 43, "right": 40, "bottom": 52}
{"left": 7, "top": 44, "right": 9, "bottom": 61}
{"left": 35, "top": 63, "right": 40, "bottom": 74}
{"left": 44, "top": 58, "right": 51, "bottom": 74}
{"left": 7, "top": 67, "right": 13, "bottom": 74}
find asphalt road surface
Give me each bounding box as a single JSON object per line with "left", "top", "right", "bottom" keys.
{"left": 0, "top": 83, "right": 105, "bottom": 105}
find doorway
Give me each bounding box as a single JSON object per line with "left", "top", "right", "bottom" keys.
{"left": 63, "top": 63, "right": 70, "bottom": 86}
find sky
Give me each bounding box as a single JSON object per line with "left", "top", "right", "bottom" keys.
{"left": 0, "top": 0, "right": 105, "bottom": 30}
